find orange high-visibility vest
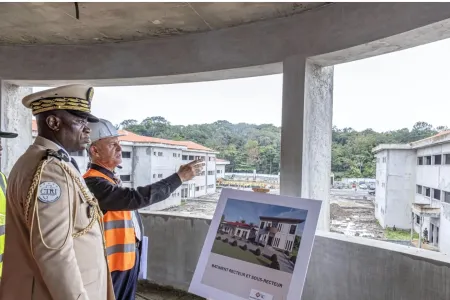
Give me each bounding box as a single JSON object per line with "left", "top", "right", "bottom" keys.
{"left": 83, "top": 169, "right": 136, "bottom": 272}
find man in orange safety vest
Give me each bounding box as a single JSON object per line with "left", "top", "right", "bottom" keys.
{"left": 83, "top": 118, "right": 204, "bottom": 300}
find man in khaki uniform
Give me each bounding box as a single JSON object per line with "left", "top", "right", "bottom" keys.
{"left": 0, "top": 85, "right": 115, "bottom": 300}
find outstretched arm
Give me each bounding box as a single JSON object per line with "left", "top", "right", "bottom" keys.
{"left": 85, "top": 173, "right": 182, "bottom": 211}
{"left": 85, "top": 159, "right": 205, "bottom": 211}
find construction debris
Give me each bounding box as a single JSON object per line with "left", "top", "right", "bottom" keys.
{"left": 330, "top": 192, "right": 384, "bottom": 239}
{"left": 162, "top": 188, "right": 385, "bottom": 240}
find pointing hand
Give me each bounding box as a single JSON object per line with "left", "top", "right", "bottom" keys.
{"left": 177, "top": 159, "right": 206, "bottom": 182}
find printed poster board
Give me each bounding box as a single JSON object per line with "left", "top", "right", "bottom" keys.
{"left": 189, "top": 188, "right": 322, "bottom": 300}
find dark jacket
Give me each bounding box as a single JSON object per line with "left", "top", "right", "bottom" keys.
{"left": 84, "top": 163, "right": 183, "bottom": 238}
{"left": 84, "top": 163, "right": 182, "bottom": 212}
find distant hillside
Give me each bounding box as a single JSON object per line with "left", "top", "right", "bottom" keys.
{"left": 120, "top": 117, "right": 446, "bottom": 178}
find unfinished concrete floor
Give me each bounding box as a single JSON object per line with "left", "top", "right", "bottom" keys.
{"left": 136, "top": 281, "right": 204, "bottom": 300}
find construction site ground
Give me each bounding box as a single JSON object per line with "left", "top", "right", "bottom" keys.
{"left": 163, "top": 188, "right": 385, "bottom": 239}
{"left": 329, "top": 189, "right": 384, "bottom": 238}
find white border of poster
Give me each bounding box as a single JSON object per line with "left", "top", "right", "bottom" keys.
{"left": 189, "top": 188, "right": 322, "bottom": 300}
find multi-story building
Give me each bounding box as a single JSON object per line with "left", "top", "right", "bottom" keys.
{"left": 372, "top": 144, "right": 416, "bottom": 230}
{"left": 373, "top": 131, "right": 450, "bottom": 254}
{"left": 215, "top": 159, "right": 229, "bottom": 179}
{"left": 256, "top": 216, "right": 304, "bottom": 253}
{"left": 31, "top": 121, "right": 229, "bottom": 210}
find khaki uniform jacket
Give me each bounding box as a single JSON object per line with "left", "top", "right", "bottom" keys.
{"left": 0, "top": 137, "right": 115, "bottom": 300}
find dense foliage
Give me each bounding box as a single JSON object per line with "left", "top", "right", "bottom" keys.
{"left": 119, "top": 117, "right": 447, "bottom": 179}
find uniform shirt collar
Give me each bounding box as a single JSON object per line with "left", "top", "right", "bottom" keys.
{"left": 55, "top": 144, "right": 71, "bottom": 160}
{"left": 34, "top": 136, "right": 71, "bottom": 160}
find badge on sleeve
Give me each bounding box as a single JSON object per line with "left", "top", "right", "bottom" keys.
{"left": 38, "top": 182, "right": 61, "bottom": 203}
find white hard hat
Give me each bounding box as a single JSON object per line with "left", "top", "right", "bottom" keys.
{"left": 89, "top": 118, "right": 123, "bottom": 144}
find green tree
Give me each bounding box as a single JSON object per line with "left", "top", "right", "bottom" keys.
{"left": 121, "top": 117, "right": 445, "bottom": 179}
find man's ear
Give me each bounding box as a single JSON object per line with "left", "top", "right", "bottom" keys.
{"left": 46, "top": 115, "right": 60, "bottom": 132}
{"left": 90, "top": 145, "right": 100, "bottom": 158}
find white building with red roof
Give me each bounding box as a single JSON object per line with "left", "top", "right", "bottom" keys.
{"left": 32, "top": 120, "right": 230, "bottom": 210}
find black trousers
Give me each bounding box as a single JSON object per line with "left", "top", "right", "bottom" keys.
{"left": 110, "top": 246, "right": 141, "bottom": 300}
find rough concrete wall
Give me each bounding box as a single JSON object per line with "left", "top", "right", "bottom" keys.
{"left": 303, "top": 234, "right": 450, "bottom": 300}
{"left": 385, "top": 149, "right": 416, "bottom": 230}
{"left": 140, "top": 212, "right": 211, "bottom": 289}
{"left": 140, "top": 213, "right": 450, "bottom": 300}
{"left": 280, "top": 57, "right": 333, "bottom": 231}
{"left": 0, "top": 82, "right": 32, "bottom": 175}
{"left": 374, "top": 151, "right": 387, "bottom": 227}
{"left": 438, "top": 203, "right": 450, "bottom": 255}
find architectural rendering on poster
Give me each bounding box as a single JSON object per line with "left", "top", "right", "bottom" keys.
{"left": 189, "top": 189, "right": 321, "bottom": 300}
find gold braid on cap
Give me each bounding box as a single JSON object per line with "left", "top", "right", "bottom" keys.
{"left": 30, "top": 97, "right": 91, "bottom": 115}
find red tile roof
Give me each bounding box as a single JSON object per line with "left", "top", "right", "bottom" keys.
{"left": 224, "top": 221, "right": 253, "bottom": 229}
{"left": 119, "top": 130, "right": 213, "bottom": 151}
{"left": 32, "top": 120, "right": 213, "bottom": 152}
{"left": 412, "top": 130, "right": 450, "bottom": 144}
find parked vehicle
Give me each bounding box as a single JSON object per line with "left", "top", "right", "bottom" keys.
{"left": 333, "top": 183, "right": 344, "bottom": 189}
{"left": 368, "top": 190, "right": 375, "bottom": 195}
{"left": 359, "top": 184, "right": 368, "bottom": 190}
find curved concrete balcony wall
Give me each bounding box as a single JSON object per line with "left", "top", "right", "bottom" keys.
{"left": 2, "top": 3, "right": 450, "bottom": 86}
{"left": 140, "top": 211, "right": 450, "bottom": 300}
{"left": 2, "top": 6, "right": 450, "bottom": 295}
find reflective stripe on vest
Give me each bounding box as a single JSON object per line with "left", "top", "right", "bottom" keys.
{"left": 83, "top": 169, "right": 136, "bottom": 272}
{"left": 0, "top": 172, "right": 7, "bottom": 267}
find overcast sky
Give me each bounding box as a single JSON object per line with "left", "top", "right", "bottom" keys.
{"left": 35, "top": 37, "right": 450, "bottom": 132}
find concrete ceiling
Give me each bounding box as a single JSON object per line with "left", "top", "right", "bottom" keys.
{"left": 0, "top": 2, "right": 327, "bottom": 45}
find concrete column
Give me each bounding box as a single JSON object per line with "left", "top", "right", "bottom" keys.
{"left": 433, "top": 225, "right": 437, "bottom": 246}
{"left": 280, "top": 56, "right": 334, "bottom": 231}
{"left": 419, "top": 216, "right": 423, "bottom": 248}
{"left": 410, "top": 212, "right": 414, "bottom": 242}
{"left": 0, "top": 81, "right": 32, "bottom": 176}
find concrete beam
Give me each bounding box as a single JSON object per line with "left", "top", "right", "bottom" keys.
{"left": 280, "top": 56, "right": 333, "bottom": 231}
{"left": 9, "top": 63, "right": 282, "bottom": 87}
{"left": 310, "top": 18, "right": 450, "bottom": 66}
{"left": 0, "top": 3, "right": 450, "bottom": 84}
{"left": 0, "top": 82, "right": 32, "bottom": 175}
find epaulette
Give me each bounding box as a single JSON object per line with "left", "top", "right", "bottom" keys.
{"left": 45, "top": 149, "right": 64, "bottom": 161}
